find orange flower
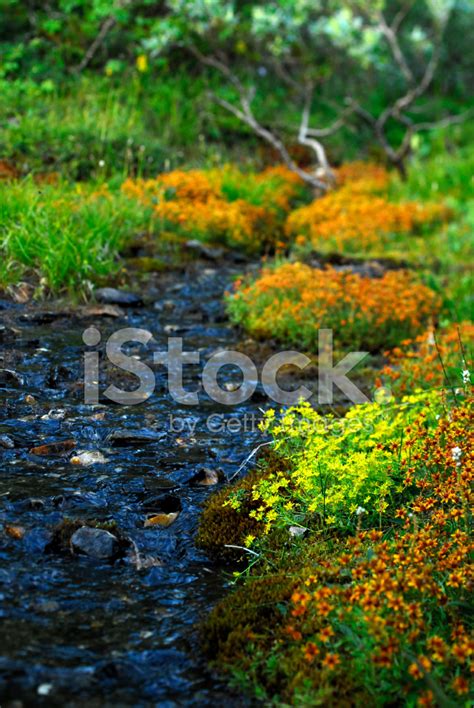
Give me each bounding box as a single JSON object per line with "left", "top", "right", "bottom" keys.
{"left": 322, "top": 653, "right": 341, "bottom": 669}
{"left": 452, "top": 676, "right": 469, "bottom": 695}
{"left": 303, "top": 642, "right": 320, "bottom": 662}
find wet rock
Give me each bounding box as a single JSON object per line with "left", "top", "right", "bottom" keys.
{"left": 40, "top": 408, "right": 66, "bottom": 421}
{"left": 23, "top": 528, "right": 52, "bottom": 553}
{"left": 125, "top": 541, "right": 164, "bottom": 570}
{"left": 4, "top": 524, "right": 25, "bottom": 540}
{"left": 34, "top": 600, "right": 60, "bottom": 614}
{"left": 0, "top": 369, "right": 25, "bottom": 386}
{"left": 142, "top": 494, "right": 182, "bottom": 529}
{"left": 28, "top": 499, "right": 45, "bottom": 510}
{"left": 19, "top": 311, "right": 67, "bottom": 324}
{"left": 24, "top": 394, "right": 36, "bottom": 405}
{"left": 0, "top": 434, "right": 14, "bottom": 449}
{"left": 78, "top": 304, "right": 125, "bottom": 318}
{"left": 188, "top": 467, "right": 224, "bottom": 486}
{"left": 145, "top": 477, "right": 180, "bottom": 492}
{"left": 70, "top": 450, "right": 109, "bottom": 466}
{"left": 106, "top": 429, "right": 164, "bottom": 447}
{"left": 144, "top": 512, "right": 180, "bottom": 529}
{"left": 46, "top": 366, "right": 73, "bottom": 388}
{"left": 0, "top": 324, "right": 19, "bottom": 343}
{"left": 185, "top": 240, "right": 225, "bottom": 261}
{"left": 163, "top": 324, "right": 191, "bottom": 335}
{"left": 29, "top": 439, "right": 76, "bottom": 456}
{"left": 94, "top": 287, "right": 143, "bottom": 307}
{"left": 70, "top": 526, "right": 119, "bottom": 559}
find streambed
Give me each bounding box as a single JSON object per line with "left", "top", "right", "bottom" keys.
{"left": 0, "top": 264, "right": 267, "bottom": 706}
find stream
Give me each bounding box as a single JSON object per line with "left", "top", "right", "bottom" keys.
{"left": 0, "top": 263, "right": 266, "bottom": 706}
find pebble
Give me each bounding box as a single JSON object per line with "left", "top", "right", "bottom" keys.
{"left": 94, "top": 287, "right": 143, "bottom": 306}
{"left": 70, "top": 526, "right": 119, "bottom": 559}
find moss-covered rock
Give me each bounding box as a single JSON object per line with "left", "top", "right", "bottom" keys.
{"left": 195, "top": 451, "right": 288, "bottom": 558}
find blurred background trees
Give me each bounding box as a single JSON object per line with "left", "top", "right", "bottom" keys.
{"left": 0, "top": 0, "right": 472, "bottom": 178}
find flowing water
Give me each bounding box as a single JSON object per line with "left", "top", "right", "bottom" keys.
{"left": 0, "top": 265, "right": 265, "bottom": 706}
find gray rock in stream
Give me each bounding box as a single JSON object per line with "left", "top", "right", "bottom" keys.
{"left": 70, "top": 526, "right": 119, "bottom": 559}
{"left": 94, "top": 287, "right": 143, "bottom": 306}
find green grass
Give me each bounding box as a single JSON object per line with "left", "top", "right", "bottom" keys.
{"left": 0, "top": 178, "right": 153, "bottom": 295}
{"left": 389, "top": 142, "right": 474, "bottom": 324}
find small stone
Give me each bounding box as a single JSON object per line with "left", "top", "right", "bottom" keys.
{"left": 37, "top": 683, "right": 53, "bottom": 696}
{"left": 70, "top": 526, "right": 119, "bottom": 559}
{"left": 144, "top": 512, "right": 180, "bottom": 528}
{"left": 107, "top": 429, "right": 163, "bottom": 446}
{"left": 28, "top": 499, "right": 45, "bottom": 510}
{"left": 189, "top": 467, "right": 224, "bottom": 486}
{"left": 70, "top": 451, "right": 109, "bottom": 466}
{"left": 24, "top": 394, "right": 36, "bottom": 405}
{"left": 94, "top": 287, "right": 143, "bottom": 307}
{"left": 0, "top": 434, "right": 14, "bottom": 449}
{"left": 289, "top": 526, "right": 308, "bottom": 538}
{"left": 29, "top": 439, "right": 76, "bottom": 456}
{"left": 79, "top": 304, "right": 125, "bottom": 318}
{"left": 185, "top": 239, "right": 224, "bottom": 260}
{"left": 4, "top": 524, "right": 25, "bottom": 540}
{"left": 0, "top": 368, "right": 25, "bottom": 386}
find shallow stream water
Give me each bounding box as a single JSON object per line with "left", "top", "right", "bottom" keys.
{"left": 0, "top": 265, "right": 265, "bottom": 706}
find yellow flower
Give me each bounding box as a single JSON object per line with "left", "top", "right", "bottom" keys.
{"left": 136, "top": 54, "right": 148, "bottom": 73}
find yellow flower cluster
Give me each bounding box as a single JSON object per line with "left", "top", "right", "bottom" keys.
{"left": 227, "top": 391, "right": 444, "bottom": 535}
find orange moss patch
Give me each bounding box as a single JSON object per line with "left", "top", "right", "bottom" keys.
{"left": 121, "top": 165, "right": 308, "bottom": 253}
{"left": 286, "top": 161, "right": 452, "bottom": 255}
{"left": 227, "top": 262, "right": 440, "bottom": 351}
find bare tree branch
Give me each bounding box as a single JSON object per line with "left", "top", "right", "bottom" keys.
{"left": 73, "top": 0, "right": 133, "bottom": 74}
{"left": 298, "top": 85, "right": 335, "bottom": 181}
{"left": 378, "top": 11, "right": 414, "bottom": 84}
{"left": 191, "top": 47, "right": 332, "bottom": 190}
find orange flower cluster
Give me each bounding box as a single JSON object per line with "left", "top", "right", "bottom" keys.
{"left": 287, "top": 191, "right": 451, "bottom": 254}
{"left": 286, "top": 162, "right": 451, "bottom": 255}
{"left": 335, "top": 161, "right": 390, "bottom": 192}
{"left": 154, "top": 196, "right": 274, "bottom": 250}
{"left": 379, "top": 322, "right": 474, "bottom": 395}
{"left": 285, "top": 397, "right": 473, "bottom": 704}
{"left": 122, "top": 166, "right": 306, "bottom": 252}
{"left": 227, "top": 262, "right": 440, "bottom": 351}
{"left": 122, "top": 170, "right": 220, "bottom": 205}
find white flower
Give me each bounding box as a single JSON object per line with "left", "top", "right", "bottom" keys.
{"left": 452, "top": 446, "right": 462, "bottom": 464}
{"left": 462, "top": 369, "right": 470, "bottom": 384}
{"left": 355, "top": 506, "right": 366, "bottom": 516}
{"left": 98, "top": 159, "right": 105, "bottom": 167}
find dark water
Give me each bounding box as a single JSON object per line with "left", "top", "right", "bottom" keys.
{"left": 0, "top": 266, "right": 265, "bottom": 706}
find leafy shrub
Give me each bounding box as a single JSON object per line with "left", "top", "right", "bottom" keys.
{"left": 226, "top": 262, "right": 440, "bottom": 352}
{"left": 201, "top": 389, "right": 472, "bottom": 705}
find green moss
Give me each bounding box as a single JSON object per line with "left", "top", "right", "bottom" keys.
{"left": 47, "top": 517, "right": 129, "bottom": 555}
{"left": 196, "top": 451, "right": 288, "bottom": 558}
{"left": 200, "top": 533, "right": 366, "bottom": 705}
